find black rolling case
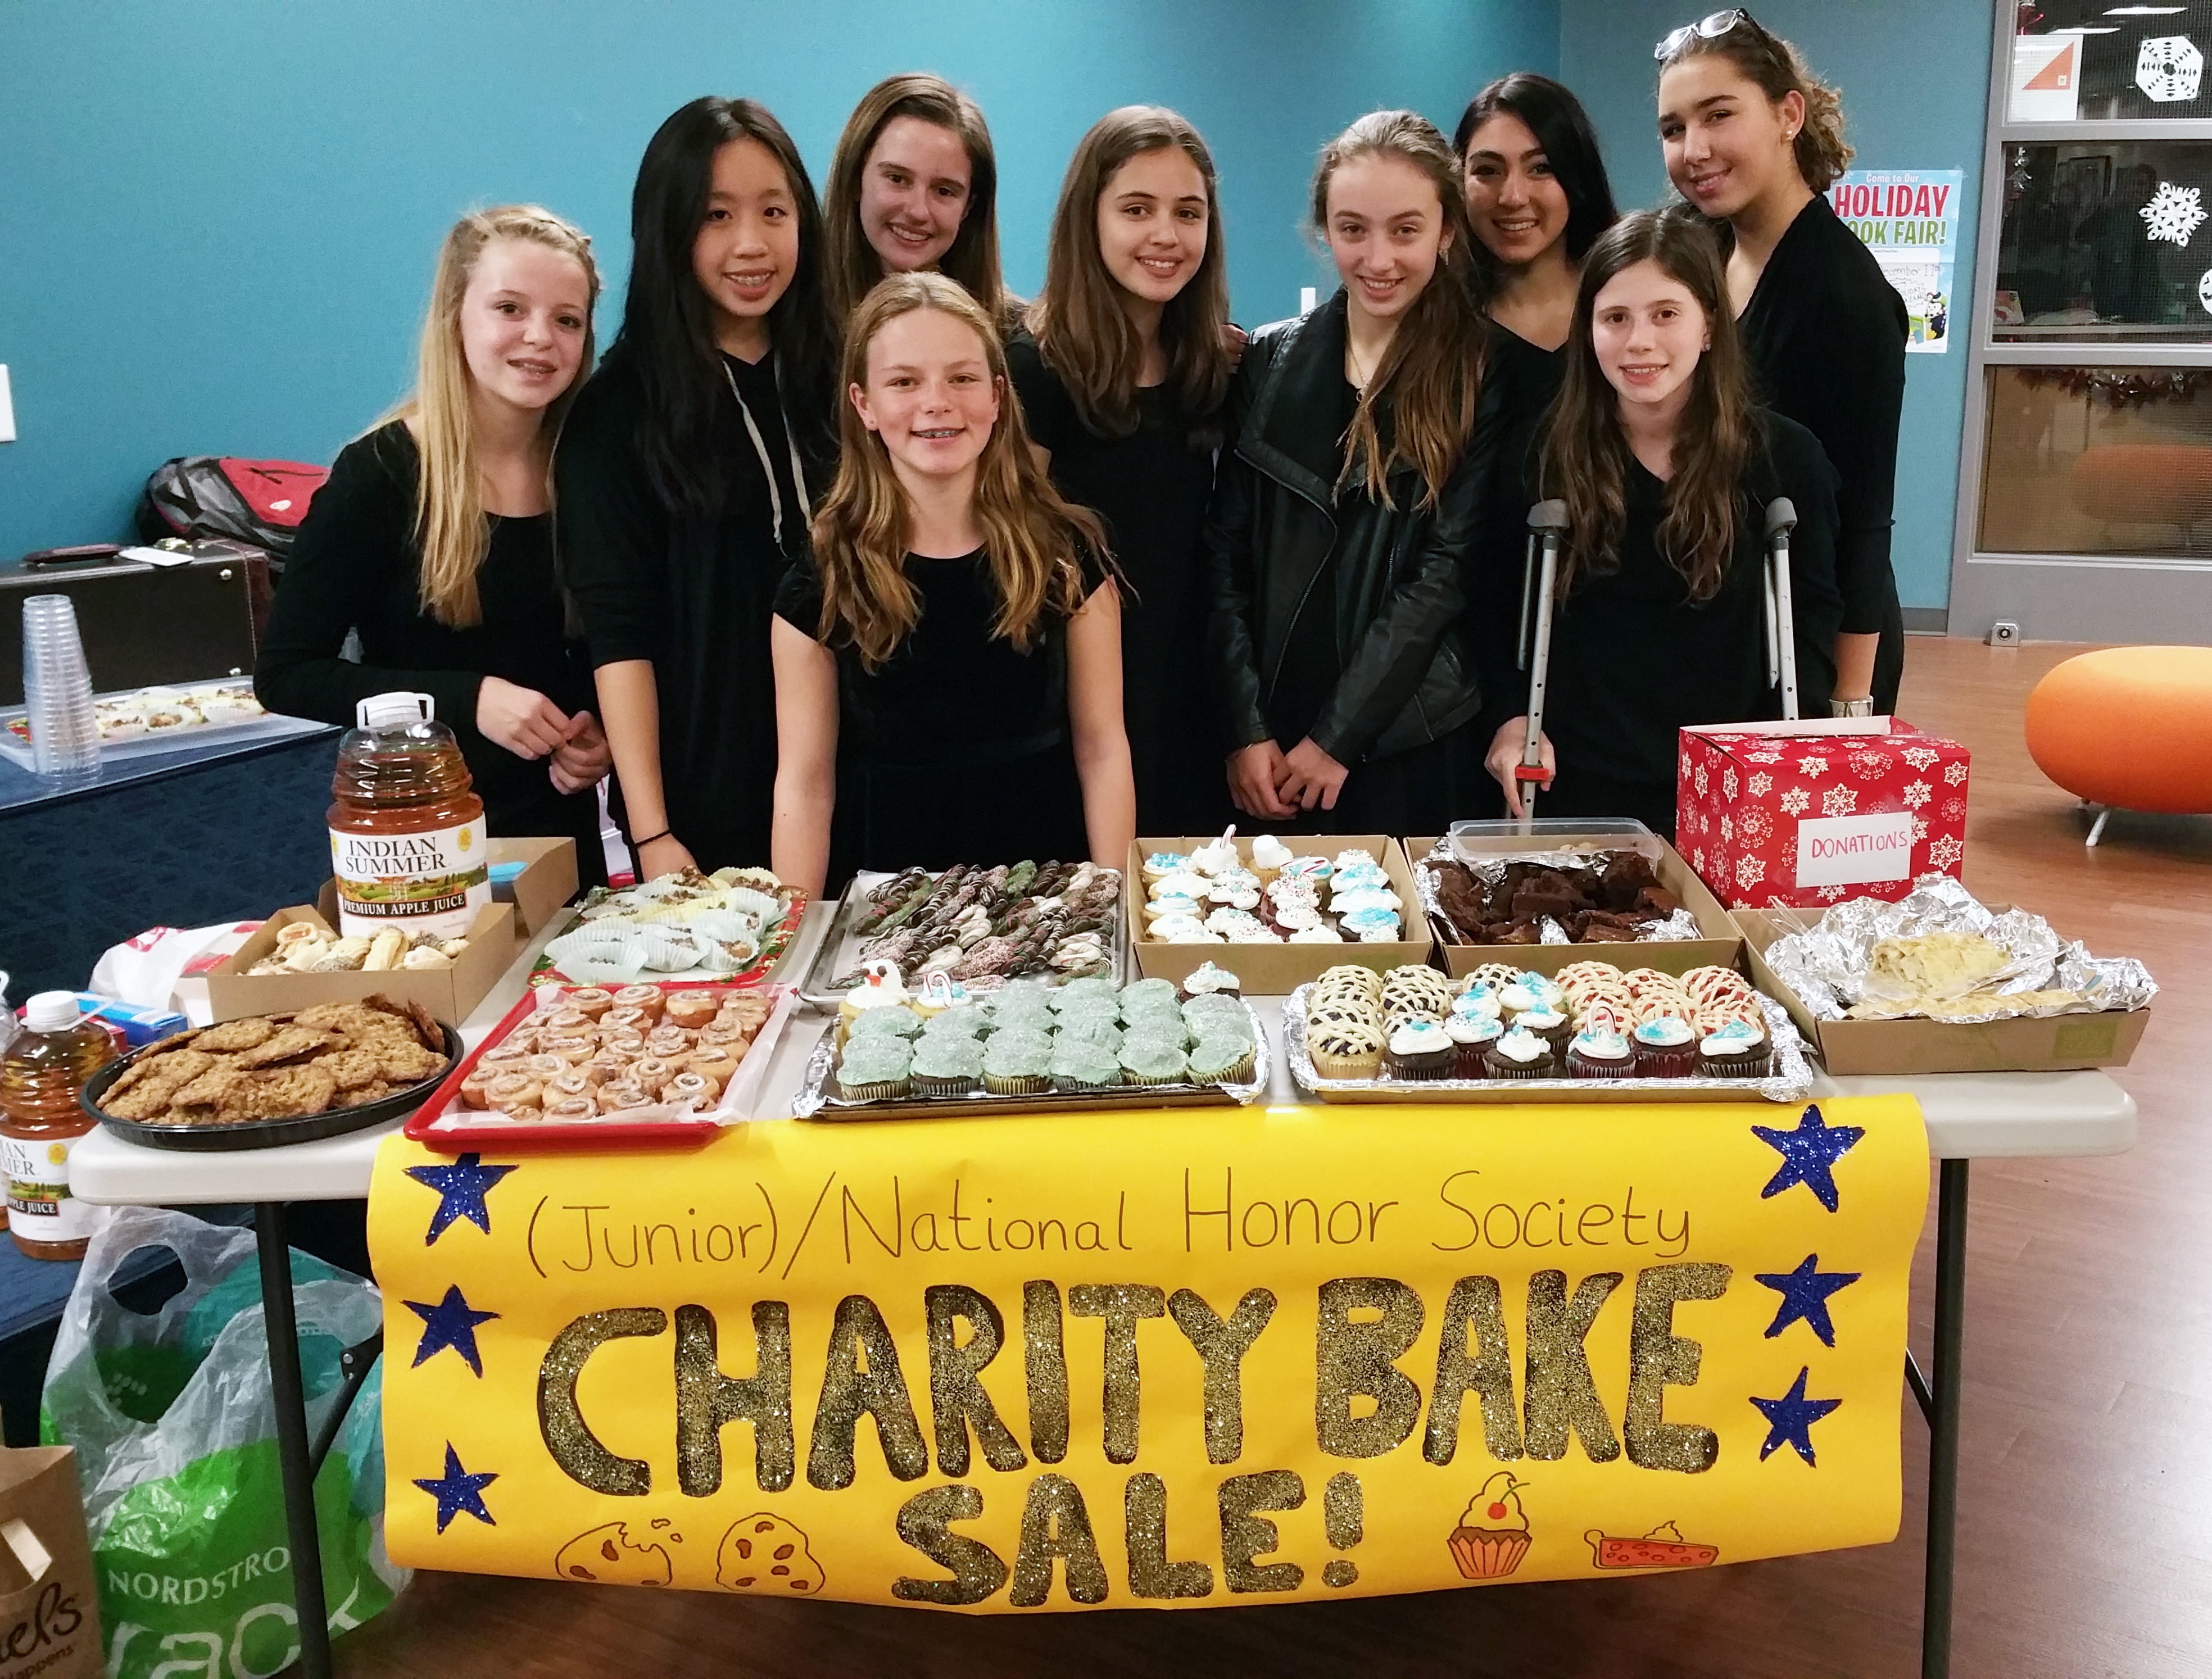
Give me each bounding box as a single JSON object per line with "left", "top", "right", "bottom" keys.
{"left": 0, "top": 541, "right": 273, "bottom": 706}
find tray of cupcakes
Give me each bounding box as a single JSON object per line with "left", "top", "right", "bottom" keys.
{"left": 403, "top": 980, "right": 799, "bottom": 1149}
{"left": 791, "top": 961, "right": 1268, "bottom": 1121}
{"left": 1285, "top": 960, "right": 1812, "bottom": 1104}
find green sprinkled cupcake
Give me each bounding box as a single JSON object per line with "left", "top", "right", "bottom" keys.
{"left": 1122, "top": 1017, "right": 1193, "bottom": 1053}
{"left": 910, "top": 1036, "right": 985, "bottom": 1097}
{"left": 1054, "top": 1017, "right": 1123, "bottom": 1052}
{"left": 1120, "top": 1040, "right": 1189, "bottom": 1086}
{"left": 1050, "top": 1040, "right": 1123, "bottom": 1093}
{"left": 1187, "top": 1033, "right": 1256, "bottom": 1085}
{"left": 1119, "top": 977, "right": 1181, "bottom": 1011}
{"left": 919, "top": 1004, "right": 991, "bottom": 1040}
{"left": 982, "top": 1029, "right": 1055, "bottom": 1095}
{"left": 1182, "top": 992, "right": 1247, "bottom": 1031}
{"left": 987, "top": 996, "right": 1058, "bottom": 1035}
{"left": 1053, "top": 977, "right": 1121, "bottom": 1013}
{"left": 847, "top": 1005, "right": 922, "bottom": 1042}
{"left": 835, "top": 1036, "right": 913, "bottom": 1102}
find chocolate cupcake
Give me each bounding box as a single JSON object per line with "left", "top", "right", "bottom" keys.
{"left": 1629, "top": 1015, "right": 1697, "bottom": 1078}
{"left": 1178, "top": 961, "right": 1243, "bottom": 1002}
{"left": 1444, "top": 1013, "right": 1502, "bottom": 1078}
{"left": 1482, "top": 1025, "right": 1558, "bottom": 1081}
{"left": 1565, "top": 1019, "right": 1637, "bottom": 1079}
{"left": 1697, "top": 1018, "right": 1773, "bottom": 1078}
{"left": 1385, "top": 1019, "right": 1454, "bottom": 1080}
{"left": 1513, "top": 1005, "right": 1573, "bottom": 1052}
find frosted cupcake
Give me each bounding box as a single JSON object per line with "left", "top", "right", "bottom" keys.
{"left": 1444, "top": 1013, "right": 1502, "bottom": 1078}
{"left": 1482, "top": 1025, "right": 1557, "bottom": 1081}
{"left": 982, "top": 1028, "right": 1054, "bottom": 1096}
{"left": 1629, "top": 1014, "right": 1697, "bottom": 1078}
{"left": 1697, "top": 1017, "right": 1773, "bottom": 1078}
{"left": 1249, "top": 833, "right": 1293, "bottom": 885}
{"left": 838, "top": 959, "right": 910, "bottom": 1036}
{"left": 909, "top": 1037, "right": 984, "bottom": 1098}
{"left": 1178, "top": 961, "right": 1243, "bottom": 1002}
{"left": 835, "top": 1036, "right": 913, "bottom": 1102}
{"left": 1385, "top": 1019, "right": 1454, "bottom": 1080}
{"left": 1565, "top": 1017, "right": 1636, "bottom": 1079}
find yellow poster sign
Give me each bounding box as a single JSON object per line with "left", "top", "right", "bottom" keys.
{"left": 371, "top": 1096, "right": 1926, "bottom": 1610}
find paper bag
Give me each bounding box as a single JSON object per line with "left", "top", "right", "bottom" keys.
{"left": 0, "top": 1446, "right": 102, "bottom": 1679}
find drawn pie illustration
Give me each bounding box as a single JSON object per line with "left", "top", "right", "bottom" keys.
{"left": 1447, "top": 1472, "right": 1531, "bottom": 1580}
{"left": 717, "top": 1512, "right": 824, "bottom": 1594}
{"left": 552, "top": 1521, "right": 674, "bottom": 1586}
{"left": 1583, "top": 1521, "right": 1720, "bottom": 1570}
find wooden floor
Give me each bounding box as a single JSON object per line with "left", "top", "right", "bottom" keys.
{"left": 335, "top": 637, "right": 2210, "bottom": 1679}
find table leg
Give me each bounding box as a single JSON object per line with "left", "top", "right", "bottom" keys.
{"left": 256, "top": 1201, "right": 333, "bottom": 1679}
{"left": 1921, "top": 1159, "right": 1969, "bottom": 1679}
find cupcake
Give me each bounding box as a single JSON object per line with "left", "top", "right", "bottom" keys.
{"left": 1514, "top": 1005, "right": 1573, "bottom": 1052}
{"left": 1141, "top": 850, "right": 1193, "bottom": 884}
{"left": 1249, "top": 833, "right": 1293, "bottom": 885}
{"left": 1385, "top": 1019, "right": 1454, "bottom": 1080}
{"left": 1452, "top": 982, "right": 1502, "bottom": 1022}
{"left": 836, "top": 1036, "right": 914, "bottom": 1102}
{"left": 849, "top": 1005, "right": 922, "bottom": 1041}
{"left": 1054, "top": 1015, "right": 1123, "bottom": 1053}
{"left": 919, "top": 1003, "right": 990, "bottom": 1041}
{"left": 982, "top": 1029, "right": 1055, "bottom": 1096}
{"left": 1119, "top": 977, "right": 1182, "bottom": 1014}
{"left": 1288, "top": 925, "right": 1344, "bottom": 943}
{"left": 1697, "top": 1017, "right": 1773, "bottom": 1078}
{"left": 1054, "top": 976, "right": 1121, "bottom": 1013}
{"left": 1483, "top": 1026, "right": 1557, "bottom": 1081}
{"left": 1306, "top": 1008, "right": 1385, "bottom": 1081}
{"left": 1447, "top": 1474, "right": 1531, "bottom": 1580}
{"left": 1629, "top": 1014, "right": 1697, "bottom": 1078}
{"left": 1281, "top": 855, "right": 1331, "bottom": 885}
{"left": 1444, "top": 1013, "right": 1502, "bottom": 1077}
{"left": 1123, "top": 1017, "right": 1193, "bottom": 1054}
{"left": 838, "top": 959, "right": 911, "bottom": 1034}
{"left": 910, "top": 1037, "right": 985, "bottom": 1098}
{"left": 1178, "top": 961, "right": 1243, "bottom": 1003}
{"left": 1187, "top": 1032, "right": 1257, "bottom": 1086}
{"left": 1566, "top": 1017, "right": 1637, "bottom": 1079}
{"left": 1049, "top": 1040, "right": 1124, "bottom": 1093}
{"left": 1119, "top": 1040, "right": 1190, "bottom": 1087}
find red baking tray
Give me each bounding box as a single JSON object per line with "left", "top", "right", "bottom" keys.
{"left": 403, "top": 981, "right": 797, "bottom": 1151}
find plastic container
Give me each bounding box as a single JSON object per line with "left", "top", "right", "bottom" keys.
{"left": 21, "top": 595, "right": 102, "bottom": 777}
{"left": 328, "top": 691, "right": 492, "bottom": 940}
{"left": 2, "top": 991, "right": 120, "bottom": 1258}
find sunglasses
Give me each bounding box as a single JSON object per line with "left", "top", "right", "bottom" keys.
{"left": 1655, "top": 8, "right": 1771, "bottom": 60}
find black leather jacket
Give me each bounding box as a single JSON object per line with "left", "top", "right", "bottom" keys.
{"left": 1202, "top": 291, "right": 1497, "bottom": 764}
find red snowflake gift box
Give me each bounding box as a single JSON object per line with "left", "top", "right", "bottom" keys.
{"left": 1676, "top": 718, "right": 1970, "bottom": 910}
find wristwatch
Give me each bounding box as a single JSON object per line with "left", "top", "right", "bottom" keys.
{"left": 1830, "top": 697, "right": 1875, "bottom": 718}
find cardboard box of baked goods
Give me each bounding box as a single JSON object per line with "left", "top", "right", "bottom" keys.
{"left": 1125, "top": 834, "right": 1433, "bottom": 992}
{"left": 1734, "top": 907, "right": 2150, "bottom": 1075}
{"left": 1409, "top": 828, "right": 1742, "bottom": 980}
{"left": 206, "top": 901, "right": 516, "bottom": 1026}
{"left": 1678, "top": 718, "right": 1970, "bottom": 910}
{"left": 488, "top": 836, "right": 579, "bottom": 936}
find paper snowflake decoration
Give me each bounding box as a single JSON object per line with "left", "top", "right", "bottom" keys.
{"left": 1901, "top": 780, "right": 1932, "bottom": 809}
{"left": 2142, "top": 181, "right": 2206, "bottom": 247}
{"left": 1780, "top": 787, "right": 1812, "bottom": 816}
{"left": 2199, "top": 268, "right": 2212, "bottom": 316}
{"left": 1821, "top": 786, "right": 1859, "bottom": 817}
{"left": 1943, "top": 760, "right": 1968, "bottom": 786}
{"left": 1749, "top": 771, "right": 1773, "bottom": 798}
{"left": 1735, "top": 855, "right": 1766, "bottom": 890}
{"left": 2137, "top": 34, "right": 2203, "bottom": 104}
{"left": 1901, "top": 746, "right": 1940, "bottom": 770}
{"left": 1927, "top": 834, "right": 1964, "bottom": 869}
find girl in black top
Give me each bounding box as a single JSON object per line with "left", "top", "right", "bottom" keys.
{"left": 1009, "top": 105, "right": 1236, "bottom": 838}
{"left": 1457, "top": 73, "right": 1619, "bottom": 426}
{"left": 1205, "top": 111, "right": 1498, "bottom": 837}
{"left": 772, "top": 274, "right": 1134, "bottom": 896}
{"left": 557, "top": 98, "right": 837, "bottom": 879}
{"left": 1657, "top": 12, "right": 1907, "bottom": 713}
{"left": 257, "top": 205, "right": 611, "bottom": 888}
{"left": 1479, "top": 211, "right": 1842, "bottom": 839}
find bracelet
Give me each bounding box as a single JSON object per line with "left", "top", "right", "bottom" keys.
{"left": 632, "top": 828, "right": 672, "bottom": 848}
{"left": 1829, "top": 697, "right": 1875, "bottom": 719}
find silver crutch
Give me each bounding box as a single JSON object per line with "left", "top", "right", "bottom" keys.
{"left": 1517, "top": 499, "right": 1569, "bottom": 832}
{"left": 1762, "top": 497, "right": 1801, "bottom": 721}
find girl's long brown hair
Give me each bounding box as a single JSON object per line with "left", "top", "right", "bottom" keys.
{"left": 1025, "top": 106, "right": 1232, "bottom": 445}
{"left": 384, "top": 205, "right": 599, "bottom": 627}
{"left": 1539, "top": 210, "right": 1755, "bottom": 601}
{"left": 809, "top": 273, "right": 1108, "bottom": 671}
{"left": 1309, "top": 110, "right": 1489, "bottom": 509}
{"left": 823, "top": 74, "right": 1010, "bottom": 329}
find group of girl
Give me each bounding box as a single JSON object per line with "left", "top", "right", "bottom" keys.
{"left": 256, "top": 11, "right": 1910, "bottom": 899}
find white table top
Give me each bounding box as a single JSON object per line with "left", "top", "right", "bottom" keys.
{"left": 70, "top": 903, "right": 2139, "bottom": 1207}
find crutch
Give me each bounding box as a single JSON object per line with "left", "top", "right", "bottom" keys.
{"left": 1760, "top": 497, "right": 1801, "bottom": 720}
{"left": 1515, "top": 499, "right": 1570, "bottom": 833}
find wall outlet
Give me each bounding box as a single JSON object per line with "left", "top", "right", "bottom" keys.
{"left": 0, "top": 366, "right": 14, "bottom": 443}
{"left": 1989, "top": 620, "right": 2021, "bottom": 646}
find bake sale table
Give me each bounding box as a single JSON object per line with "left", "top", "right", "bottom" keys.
{"left": 67, "top": 904, "right": 2137, "bottom": 1679}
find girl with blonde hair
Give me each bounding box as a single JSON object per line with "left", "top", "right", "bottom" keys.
{"left": 257, "top": 203, "right": 613, "bottom": 886}
{"left": 770, "top": 273, "right": 1132, "bottom": 897}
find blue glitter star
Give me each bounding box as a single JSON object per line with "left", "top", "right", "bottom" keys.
{"left": 413, "top": 1442, "right": 498, "bottom": 1532}
{"left": 1751, "top": 1104, "right": 1865, "bottom": 1213}
{"left": 1754, "top": 1254, "right": 1862, "bottom": 1348}
{"left": 1750, "top": 1368, "right": 1842, "bottom": 1465}
{"left": 406, "top": 1285, "right": 501, "bottom": 1376}
{"left": 404, "top": 1152, "right": 517, "bottom": 1244}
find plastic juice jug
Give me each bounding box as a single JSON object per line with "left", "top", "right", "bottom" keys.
{"left": 329, "top": 691, "right": 491, "bottom": 940}
{"left": 2, "top": 991, "right": 120, "bottom": 1259}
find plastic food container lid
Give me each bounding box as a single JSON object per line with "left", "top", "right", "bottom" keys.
{"left": 356, "top": 691, "right": 437, "bottom": 729}
{"left": 24, "top": 991, "right": 83, "bottom": 1033}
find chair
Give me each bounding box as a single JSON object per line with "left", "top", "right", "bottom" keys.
{"left": 2024, "top": 646, "right": 2212, "bottom": 845}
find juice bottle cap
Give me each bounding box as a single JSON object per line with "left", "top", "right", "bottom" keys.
{"left": 24, "top": 992, "right": 83, "bottom": 1033}
{"left": 356, "top": 692, "right": 436, "bottom": 730}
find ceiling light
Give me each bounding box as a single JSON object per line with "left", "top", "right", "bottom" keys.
{"left": 2102, "top": 7, "right": 2187, "bottom": 15}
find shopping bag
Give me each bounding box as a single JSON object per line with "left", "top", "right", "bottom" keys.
{"left": 0, "top": 1446, "right": 102, "bottom": 1679}
{"left": 38, "top": 1208, "right": 405, "bottom": 1678}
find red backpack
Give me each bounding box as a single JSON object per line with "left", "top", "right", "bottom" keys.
{"left": 137, "top": 456, "right": 328, "bottom": 560}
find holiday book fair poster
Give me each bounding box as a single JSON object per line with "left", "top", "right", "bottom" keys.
{"left": 1830, "top": 170, "right": 1961, "bottom": 354}
{"left": 371, "top": 1095, "right": 1925, "bottom": 1611}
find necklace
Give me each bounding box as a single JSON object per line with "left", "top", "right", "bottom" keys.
{"left": 1345, "top": 338, "right": 1376, "bottom": 392}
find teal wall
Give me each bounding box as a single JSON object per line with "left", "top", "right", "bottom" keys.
{"left": 1561, "top": 0, "right": 1995, "bottom": 612}
{"left": 0, "top": 0, "right": 1558, "bottom": 559}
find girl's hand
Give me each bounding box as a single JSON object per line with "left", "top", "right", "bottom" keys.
{"left": 1277, "top": 737, "right": 1349, "bottom": 811}
{"left": 477, "top": 676, "right": 572, "bottom": 759}
{"left": 636, "top": 832, "right": 697, "bottom": 881}
{"left": 549, "top": 713, "right": 613, "bottom": 794}
{"left": 1221, "top": 321, "right": 1250, "bottom": 368}
{"left": 1229, "top": 742, "right": 1295, "bottom": 820}
{"left": 1485, "top": 716, "right": 1555, "bottom": 818}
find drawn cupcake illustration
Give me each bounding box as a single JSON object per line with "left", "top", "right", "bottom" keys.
{"left": 1448, "top": 1471, "right": 1531, "bottom": 1579}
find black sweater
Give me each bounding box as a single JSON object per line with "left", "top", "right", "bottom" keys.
{"left": 253, "top": 421, "right": 604, "bottom": 880}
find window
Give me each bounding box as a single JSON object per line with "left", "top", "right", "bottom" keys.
{"left": 1978, "top": 364, "right": 2212, "bottom": 555}
{"left": 2010, "top": 4, "right": 2212, "bottom": 121}
{"left": 1994, "top": 140, "right": 2212, "bottom": 338}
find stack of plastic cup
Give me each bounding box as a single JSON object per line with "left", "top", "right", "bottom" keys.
{"left": 21, "top": 595, "right": 102, "bottom": 779}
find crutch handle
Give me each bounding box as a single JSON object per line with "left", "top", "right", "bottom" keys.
{"left": 1529, "top": 498, "right": 1569, "bottom": 532}
{"left": 1765, "top": 497, "right": 1798, "bottom": 539}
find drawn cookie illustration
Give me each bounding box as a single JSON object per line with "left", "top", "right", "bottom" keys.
{"left": 716, "top": 1512, "right": 824, "bottom": 1594}
{"left": 1448, "top": 1471, "right": 1531, "bottom": 1580}
{"left": 1584, "top": 1521, "right": 1720, "bottom": 1570}
{"left": 554, "top": 1520, "right": 674, "bottom": 1586}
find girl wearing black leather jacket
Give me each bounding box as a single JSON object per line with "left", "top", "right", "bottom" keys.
{"left": 1203, "top": 110, "right": 1501, "bottom": 836}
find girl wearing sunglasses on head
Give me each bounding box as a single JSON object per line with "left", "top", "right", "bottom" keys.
{"left": 1657, "top": 9, "right": 1906, "bottom": 717}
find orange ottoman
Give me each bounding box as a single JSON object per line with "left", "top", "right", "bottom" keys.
{"left": 2025, "top": 646, "right": 2212, "bottom": 844}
